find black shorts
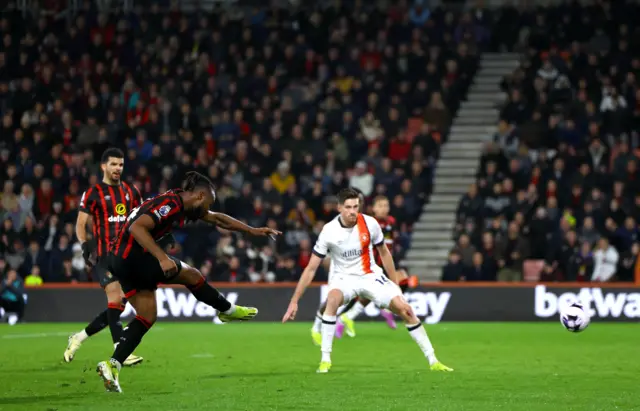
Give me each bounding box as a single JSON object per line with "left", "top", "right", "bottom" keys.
{"left": 94, "top": 258, "right": 118, "bottom": 288}
{"left": 107, "top": 252, "right": 183, "bottom": 298}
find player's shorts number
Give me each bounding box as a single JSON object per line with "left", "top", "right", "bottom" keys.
{"left": 374, "top": 275, "right": 389, "bottom": 286}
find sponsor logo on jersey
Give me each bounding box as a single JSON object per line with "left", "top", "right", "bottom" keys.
{"left": 108, "top": 215, "right": 127, "bottom": 223}
{"left": 535, "top": 285, "right": 640, "bottom": 319}
{"left": 115, "top": 203, "right": 127, "bottom": 215}
{"left": 159, "top": 205, "right": 171, "bottom": 217}
{"left": 341, "top": 248, "right": 365, "bottom": 258}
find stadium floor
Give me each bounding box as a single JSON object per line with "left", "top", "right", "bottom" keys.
{"left": 0, "top": 322, "right": 636, "bottom": 411}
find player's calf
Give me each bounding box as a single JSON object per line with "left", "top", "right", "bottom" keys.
{"left": 318, "top": 289, "right": 344, "bottom": 371}
{"left": 388, "top": 296, "right": 452, "bottom": 371}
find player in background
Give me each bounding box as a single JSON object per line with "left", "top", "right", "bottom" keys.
{"left": 283, "top": 188, "right": 452, "bottom": 373}
{"left": 336, "top": 195, "right": 418, "bottom": 338}
{"left": 97, "top": 171, "right": 281, "bottom": 392}
{"left": 64, "top": 148, "right": 144, "bottom": 366}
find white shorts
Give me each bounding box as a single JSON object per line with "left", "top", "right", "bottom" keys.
{"left": 328, "top": 273, "right": 402, "bottom": 309}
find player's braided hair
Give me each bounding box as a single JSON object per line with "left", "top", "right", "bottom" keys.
{"left": 182, "top": 171, "right": 216, "bottom": 192}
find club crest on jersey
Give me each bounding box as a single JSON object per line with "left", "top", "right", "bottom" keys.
{"left": 361, "top": 234, "right": 369, "bottom": 242}
{"left": 115, "top": 203, "right": 127, "bottom": 215}
{"left": 159, "top": 205, "right": 171, "bottom": 216}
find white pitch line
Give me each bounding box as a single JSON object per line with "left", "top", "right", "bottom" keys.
{"left": 1, "top": 331, "right": 74, "bottom": 339}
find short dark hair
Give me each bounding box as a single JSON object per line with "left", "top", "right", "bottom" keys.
{"left": 182, "top": 171, "right": 216, "bottom": 193}
{"left": 337, "top": 188, "right": 361, "bottom": 205}
{"left": 373, "top": 195, "right": 388, "bottom": 205}
{"left": 101, "top": 148, "right": 124, "bottom": 164}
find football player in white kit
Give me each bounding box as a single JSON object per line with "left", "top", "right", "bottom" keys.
{"left": 282, "top": 188, "right": 452, "bottom": 373}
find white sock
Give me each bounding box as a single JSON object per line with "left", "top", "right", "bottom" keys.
{"left": 312, "top": 311, "right": 323, "bottom": 333}
{"left": 407, "top": 323, "right": 437, "bottom": 366}
{"left": 76, "top": 329, "right": 89, "bottom": 342}
{"left": 109, "top": 358, "right": 122, "bottom": 371}
{"left": 321, "top": 314, "right": 337, "bottom": 363}
{"left": 345, "top": 301, "right": 366, "bottom": 320}
{"left": 223, "top": 304, "right": 236, "bottom": 315}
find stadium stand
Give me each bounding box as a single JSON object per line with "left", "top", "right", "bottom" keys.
{"left": 447, "top": 0, "right": 640, "bottom": 283}
{"left": 0, "top": 1, "right": 480, "bottom": 283}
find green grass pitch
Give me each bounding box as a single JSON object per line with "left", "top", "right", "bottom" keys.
{"left": 0, "top": 322, "right": 637, "bottom": 411}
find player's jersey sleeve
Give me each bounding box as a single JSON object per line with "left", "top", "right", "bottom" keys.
{"left": 78, "top": 187, "right": 96, "bottom": 214}
{"left": 313, "top": 225, "right": 330, "bottom": 258}
{"left": 369, "top": 217, "right": 385, "bottom": 247}
{"left": 131, "top": 183, "right": 143, "bottom": 208}
{"left": 146, "top": 194, "right": 183, "bottom": 225}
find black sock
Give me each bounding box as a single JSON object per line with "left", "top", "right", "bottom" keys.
{"left": 85, "top": 309, "right": 109, "bottom": 336}
{"left": 188, "top": 278, "right": 231, "bottom": 312}
{"left": 342, "top": 298, "right": 358, "bottom": 313}
{"left": 107, "top": 303, "right": 124, "bottom": 344}
{"left": 112, "top": 316, "right": 152, "bottom": 364}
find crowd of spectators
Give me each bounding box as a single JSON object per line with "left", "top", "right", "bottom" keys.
{"left": 445, "top": 0, "right": 640, "bottom": 283}
{"left": 0, "top": 1, "right": 484, "bottom": 285}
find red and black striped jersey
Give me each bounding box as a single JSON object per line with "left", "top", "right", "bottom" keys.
{"left": 374, "top": 215, "right": 397, "bottom": 265}
{"left": 111, "top": 189, "right": 186, "bottom": 259}
{"left": 79, "top": 181, "right": 142, "bottom": 257}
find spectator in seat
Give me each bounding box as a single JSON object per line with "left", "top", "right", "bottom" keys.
{"left": 441, "top": 250, "right": 465, "bottom": 282}
{"left": 465, "top": 252, "right": 489, "bottom": 282}
{"left": 456, "top": 183, "right": 483, "bottom": 226}
{"left": 270, "top": 161, "right": 295, "bottom": 194}
{"left": 617, "top": 242, "right": 639, "bottom": 282}
{"left": 453, "top": 233, "right": 476, "bottom": 267}
{"left": 349, "top": 161, "right": 374, "bottom": 197}
{"left": 496, "top": 221, "right": 530, "bottom": 281}
{"left": 592, "top": 237, "right": 619, "bottom": 282}
{"left": 24, "top": 264, "right": 43, "bottom": 286}
{"left": 0, "top": 269, "right": 25, "bottom": 324}
{"left": 566, "top": 241, "right": 594, "bottom": 282}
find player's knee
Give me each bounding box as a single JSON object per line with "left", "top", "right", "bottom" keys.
{"left": 325, "top": 290, "right": 343, "bottom": 313}
{"left": 136, "top": 313, "right": 157, "bottom": 327}
{"left": 105, "top": 285, "right": 123, "bottom": 304}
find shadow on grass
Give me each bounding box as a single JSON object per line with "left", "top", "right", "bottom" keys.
{"left": 0, "top": 391, "right": 172, "bottom": 406}
{"left": 201, "top": 369, "right": 392, "bottom": 379}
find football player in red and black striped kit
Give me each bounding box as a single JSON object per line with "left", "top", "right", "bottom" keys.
{"left": 64, "top": 148, "right": 144, "bottom": 366}
{"left": 96, "top": 171, "right": 280, "bottom": 392}
{"left": 336, "top": 195, "right": 418, "bottom": 337}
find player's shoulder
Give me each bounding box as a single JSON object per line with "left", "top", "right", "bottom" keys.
{"left": 361, "top": 213, "right": 381, "bottom": 226}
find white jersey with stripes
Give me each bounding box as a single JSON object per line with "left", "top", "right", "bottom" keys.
{"left": 314, "top": 213, "right": 385, "bottom": 278}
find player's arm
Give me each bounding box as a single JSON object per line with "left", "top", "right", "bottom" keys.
{"left": 77, "top": 189, "right": 95, "bottom": 266}
{"left": 372, "top": 218, "right": 400, "bottom": 283}
{"left": 376, "top": 243, "right": 399, "bottom": 283}
{"left": 129, "top": 215, "right": 175, "bottom": 272}
{"left": 282, "top": 253, "right": 323, "bottom": 322}
{"left": 202, "top": 211, "right": 281, "bottom": 237}
{"left": 282, "top": 227, "right": 328, "bottom": 322}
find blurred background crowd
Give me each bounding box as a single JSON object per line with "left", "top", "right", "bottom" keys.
{"left": 0, "top": 0, "right": 481, "bottom": 286}
{"left": 1, "top": 0, "right": 638, "bottom": 294}
{"left": 446, "top": 0, "right": 640, "bottom": 283}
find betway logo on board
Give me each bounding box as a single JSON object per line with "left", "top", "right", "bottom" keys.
{"left": 535, "top": 285, "right": 640, "bottom": 319}
{"left": 320, "top": 286, "right": 451, "bottom": 324}
{"left": 122, "top": 288, "right": 238, "bottom": 323}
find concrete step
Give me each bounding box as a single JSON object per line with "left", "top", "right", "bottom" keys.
{"left": 443, "top": 141, "right": 483, "bottom": 151}
{"left": 412, "top": 218, "right": 455, "bottom": 229}
{"left": 461, "top": 100, "right": 500, "bottom": 109}
{"left": 454, "top": 116, "right": 498, "bottom": 126}
{"left": 439, "top": 159, "right": 481, "bottom": 168}
{"left": 467, "top": 91, "right": 507, "bottom": 101}
{"left": 480, "top": 59, "right": 520, "bottom": 68}
{"left": 412, "top": 231, "right": 453, "bottom": 242}
{"left": 414, "top": 215, "right": 456, "bottom": 226}
{"left": 433, "top": 185, "right": 470, "bottom": 195}
{"left": 440, "top": 150, "right": 481, "bottom": 159}
{"left": 478, "top": 67, "right": 514, "bottom": 77}
{"left": 469, "top": 83, "right": 502, "bottom": 93}
{"left": 473, "top": 75, "right": 504, "bottom": 85}
{"left": 450, "top": 124, "right": 496, "bottom": 135}
{"left": 405, "top": 258, "right": 448, "bottom": 269}
{"left": 406, "top": 248, "right": 451, "bottom": 259}
{"left": 457, "top": 107, "right": 499, "bottom": 117}
{"left": 482, "top": 53, "right": 521, "bottom": 60}
{"left": 435, "top": 167, "right": 477, "bottom": 177}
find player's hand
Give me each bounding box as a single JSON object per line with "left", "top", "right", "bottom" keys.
{"left": 159, "top": 257, "right": 178, "bottom": 277}
{"left": 282, "top": 301, "right": 298, "bottom": 323}
{"left": 250, "top": 227, "right": 282, "bottom": 241}
{"left": 81, "top": 242, "right": 96, "bottom": 268}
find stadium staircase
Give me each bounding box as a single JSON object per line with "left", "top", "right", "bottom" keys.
{"left": 405, "top": 52, "right": 520, "bottom": 281}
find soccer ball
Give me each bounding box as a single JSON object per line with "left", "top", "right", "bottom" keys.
{"left": 559, "top": 303, "right": 590, "bottom": 332}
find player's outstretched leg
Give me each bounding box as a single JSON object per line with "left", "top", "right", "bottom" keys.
{"left": 311, "top": 302, "right": 326, "bottom": 346}
{"left": 97, "top": 290, "right": 157, "bottom": 393}
{"left": 317, "top": 289, "right": 344, "bottom": 373}
{"left": 64, "top": 308, "right": 108, "bottom": 362}
{"left": 335, "top": 297, "right": 359, "bottom": 338}
{"left": 388, "top": 295, "right": 453, "bottom": 372}
{"left": 172, "top": 263, "right": 257, "bottom": 322}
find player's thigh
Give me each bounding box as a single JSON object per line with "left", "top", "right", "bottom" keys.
{"left": 359, "top": 274, "right": 402, "bottom": 309}
{"left": 128, "top": 289, "right": 158, "bottom": 323}
{"left": 328, "top": 275, "right": 357, "bottom": 307}
{"left": 108, "top": 253, "right": 157, "bottom": 299}
{"left": 388, "top": 295, "right": 418, "bottom": 323}
{"left": 103, "top": 280, "right": 124, "bottom": 303}
{"left": 164, "top": 258, "right": 205, "bottom": 287}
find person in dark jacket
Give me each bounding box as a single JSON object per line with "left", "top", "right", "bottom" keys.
{"left": 0, "top": 269, "right": 25, "bottom": 323}
{"left": 441, "top": 250, "right": 465, "bottom": 281}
